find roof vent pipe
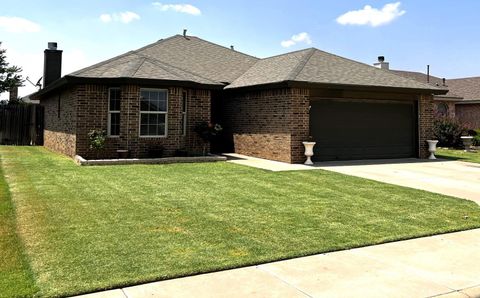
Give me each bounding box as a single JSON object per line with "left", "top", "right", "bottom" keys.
{"left": 230, "top": 45, "right": 234, "bottom": 50}
{"left": 183, "top": 29, "right": 187, "bottom": 37}
{"left": 427, "top": 65, "right": 430, "bottom": 83}
{"left": 377, "top": 56, "right": 385, "bottom": 63}
{"left": 442, "top": 78, "right": 446, "bottom": 86}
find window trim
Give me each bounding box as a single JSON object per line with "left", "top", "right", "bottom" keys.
{"left": 107, "top": 87, "right": 121, "bottom": 137}
{"left": 181, "top": 91, "right": 188, "bottom": 136}
{"left": 139, "top": 88, "right": 168, "bottom": 138}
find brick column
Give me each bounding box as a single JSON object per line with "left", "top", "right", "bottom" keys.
{"left": 289, "top": 88, "right": 310, "bottom": 163}
{"left": 418, "top": 94, "right": 434, "bottom": 159}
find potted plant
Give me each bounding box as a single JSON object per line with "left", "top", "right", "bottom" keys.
{"left": 194, "top": 122, "right": 223, "bottom": 156}
{"left": 302, "top": 136, "right": 316, "bottom": 165}
{"left": 88, "top": 129, "right": 107, "bottom": 159}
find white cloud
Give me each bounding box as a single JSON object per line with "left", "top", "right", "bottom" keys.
{"left": 152, "top": 2, "right": 201, "bottom": 16}
{"left": 0, "top": 16, "right": 41, "bottom": 33}
{"left": 281, "top": 32, "right": 312, "bottom": 48}
{"left": 99, "top": 11, "right": 140, "bottom": 24}
{"left": 336, "top": 2, "right": 406, "bottom": 27}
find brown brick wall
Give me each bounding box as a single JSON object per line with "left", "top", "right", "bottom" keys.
{"left": 41, "top": 87, "right": 77, "bottom": 157}
{"left": 456, "top": 103, "right": 480, "bottom": 129}
{"left": 75, "top": 84, "right": 210, "bottom": 159}
{"left": 418, "top": 94, "right": 435, "bottom": 159}
{"left": 41, "top": 84, "right": 210, "bottom": 159}
{"left": 221, "top": 88, "right": 309, "bottom": 163}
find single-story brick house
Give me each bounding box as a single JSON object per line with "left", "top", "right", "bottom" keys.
{"left": 33, "top": 34, "right": 447, "bottom": 163}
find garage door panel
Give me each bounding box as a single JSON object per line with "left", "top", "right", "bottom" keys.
{"left": 310, "top": 99, "right": 417, "bottom": 161}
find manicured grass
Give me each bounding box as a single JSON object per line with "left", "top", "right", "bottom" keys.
{"left": 1, "top": 146, "right": 480, "bottom": 297}
{"left": 437, "top": 148, "right": 480, "bottom": 164}
{"left": 0, "top": 164, "right": 38, "bottom": 297}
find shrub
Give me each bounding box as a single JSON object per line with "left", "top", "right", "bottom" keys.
{"left": 88, "top": 129, "right": 107, "bottom": 151}
{"left": 470, "top": 129, "right": 480, "bottom": 146}
{"left": 433, "top": 117, "right": 469, "bottom": 147}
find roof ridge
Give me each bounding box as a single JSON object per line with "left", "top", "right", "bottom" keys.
{"left": 131, "top": 57, "right": 147, "bottom": 77}
{"left": 187, "top": 35, "right": 259, "bottom": 60}
{"left": 260, "top": 47, "right": 313, "bottom": 61}
{"left": 69, "top": 51, "right": 135, "bottom": 76}
{"left": 449, "top": 76, "right": 480, "bottom": 81}
{"left": 132, "top": 52, "right": 220, "bottom": 84}
{"left": 287, "top": 48, "right": 316, "bottom": 81}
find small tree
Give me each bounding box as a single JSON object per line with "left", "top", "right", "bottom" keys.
{"left": 194, "top": 122, "right": 223, "bottom": 155}
{"left": 0, "top": 42, "right": 23, "bottom": 95}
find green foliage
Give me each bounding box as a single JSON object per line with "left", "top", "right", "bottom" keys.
{"left": 194, "top": 122, "right": 223, "bottom": 143}
{"left": 88, "top": 129, "right": 107, "bottom": 150}
{"left": 469, "top": 129, "right": 480, "bottom": 146}
{"left": 433, "top": 116, "right": 469, "bottom": 147}
{"left": 1, "top": 146, "right": 480, "bottom": 297}
{"left": 0, "top": 42, "right": 23, "bottom": 94}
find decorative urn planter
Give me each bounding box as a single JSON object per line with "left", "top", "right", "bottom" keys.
{"left": 461, "top": 136, "right": 473, "bottom": 152}
{"left": 302, "top": 141, "right": 316, "bottom": 165}
{"left": 426, "top": 140, "right": 438, "bottom": 160}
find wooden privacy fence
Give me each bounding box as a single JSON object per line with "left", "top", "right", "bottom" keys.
{"left": 0, "top": 104, "right": 44, "bottom": 145}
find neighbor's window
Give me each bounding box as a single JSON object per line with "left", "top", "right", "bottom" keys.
{"left": 140, "top": 89, "right": 168, "bottom": 137}
{"left": 437, "top": 102, "right": 449, "bottom": 117}
{"left": 108, "top": 88, "right": 121, "bottom": 137}
{"left": 181, "top": 91, "right": 187, "bottom": 136}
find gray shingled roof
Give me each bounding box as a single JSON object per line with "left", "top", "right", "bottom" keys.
{"left": 71, "top": 35, "right": 259, "bottom": 85}
{"left": 70, "top": 51, "right": 219, "bottom": 85}
{"left": 390, "top": 70, "right": 463, "bottom": 98}
{"left": 447, "top": 77, "right": 480, "bottom": 100}
{"left": 226, "top": 48, "right": 448, "bottom": 93}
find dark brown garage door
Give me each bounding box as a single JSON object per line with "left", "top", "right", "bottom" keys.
{"left": 310, "top": 99, "right": 417, "bottom": 161}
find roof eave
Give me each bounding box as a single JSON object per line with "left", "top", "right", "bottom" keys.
{"left": 33, "top": 76, "right": 225, "bottom": 99}
{"left": 224, "top": 80, "right": 449, "bottom": 95}
{"left": 286, "top": 81, "right": 449, "bottom": 95}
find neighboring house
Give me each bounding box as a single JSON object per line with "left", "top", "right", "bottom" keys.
{"left": 33, "top": 34, "right": 447, "bottom": 163}
{"left": 377, "top": 57, "right": 480, "bottom": 129}
{"left": 447, "top": 77, "right": 480, "bottom": 128}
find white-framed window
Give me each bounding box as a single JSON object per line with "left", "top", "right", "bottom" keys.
{"left": 108, "top": 88, "right": 121, "bottom": 137}
{"left": 139, "top": 88, "right": 168, "bottom": 137}
{"left": 181, "top": 91, "right": 187, "bottom": 136}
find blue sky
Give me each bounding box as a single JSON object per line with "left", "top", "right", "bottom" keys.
{"left": 1, "top": 0, "right": 480, "bottom": 98}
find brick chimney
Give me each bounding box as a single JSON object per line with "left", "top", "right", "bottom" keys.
{"left": 9, "top": 86, "right": 18, "bottom": 101}
{"left": 373, "top": 56, "right": 389, "bottom": 70}
{"left": 43, "top": 42, "right": 62, "bottom": 87}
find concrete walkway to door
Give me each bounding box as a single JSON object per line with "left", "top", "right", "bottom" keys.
{"left": 224, "top": 154, "right": 480, "bottom": 204}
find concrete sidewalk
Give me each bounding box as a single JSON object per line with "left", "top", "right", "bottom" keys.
{"left": 74, "top": 229, "right": 480, "bottom": 298}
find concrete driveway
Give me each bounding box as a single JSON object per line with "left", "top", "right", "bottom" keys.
{"left": 317, "top": 159, "right": 480, "bottom": 204}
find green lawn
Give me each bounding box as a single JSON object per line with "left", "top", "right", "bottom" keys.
{"left": 0, "top": 163, "right": 38, "bottom": 297}
{"left": 436, "top": 148, "right": 480, "bottom": 164}
{"left": 1, "top": 146, "right": 480, "bottom": 297}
